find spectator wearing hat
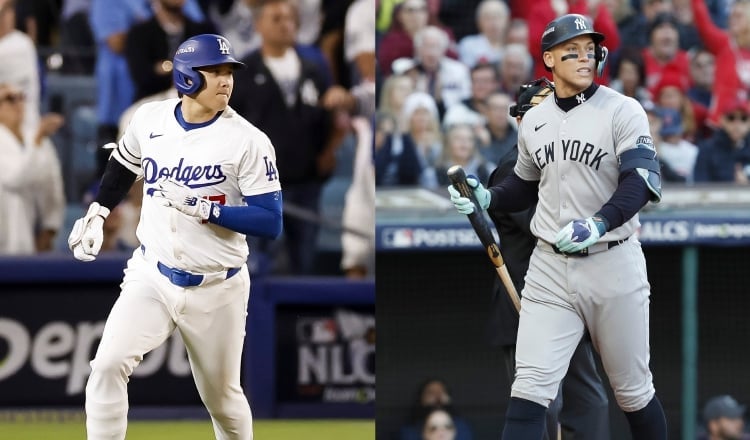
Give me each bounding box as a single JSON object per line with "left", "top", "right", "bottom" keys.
{"left": 643, "top": 101, "right": 686, "bottom": 183}
{"left": 694, "top": 99, "right": 750, "bottom": 184}
{"left": 652, "top": 63, "right": 709, "bottom": 143}
{"left": 656, "top": 107, "right": 699, "bottom": 183}
{"left": 699, "top": 394, "right": 749, "bottom": 440}
{"left": 399, "top": 91, "right": 443, "bottom": 166}
{"left": 691, "top": 0, "right": 750, "bottom": 127}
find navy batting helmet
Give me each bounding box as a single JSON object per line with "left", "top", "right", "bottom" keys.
{"left": 541, "top": 14, "right": 604, "bottom": 52}
{"left": 540, "top": 14, "right": 607, "bottom": 75}
{"left": 173, "top": 34, "right": 245, "bottom": 95}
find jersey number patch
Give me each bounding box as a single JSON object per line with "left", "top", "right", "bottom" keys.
{"left": 263, "top": 156, "right": 279, "bottom": 182}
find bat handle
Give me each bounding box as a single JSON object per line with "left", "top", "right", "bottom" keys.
{"left": 447, "top": 165, "right": 480, "bottom": 207}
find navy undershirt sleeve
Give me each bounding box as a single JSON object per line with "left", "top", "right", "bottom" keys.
{"left": 208, "top": 191, "right": 283, "bottom": 239}
{"left": 488, "top": 173, "right": 540, "bottom": 213}
{"left": 596, "top": 170, "right": 650, "bottom": 231}
{"left": 95, "top": 159, "right": 138, "bottom": 210}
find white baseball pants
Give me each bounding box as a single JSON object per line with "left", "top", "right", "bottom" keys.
{"left": 85, "top": 250, "right": 252, "bottom": 439}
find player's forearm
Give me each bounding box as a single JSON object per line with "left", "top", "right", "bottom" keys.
{"left": 595, "top": 170, "right": 650, "bottom": 232}
{"left": 488, "top": 173, "right": 539, "bottom": 213}
{"left": 208, "top": 193, "right": 283, "bottom": 238}
{"left": 95, "top": 158, "right": 138, "bottom": 210}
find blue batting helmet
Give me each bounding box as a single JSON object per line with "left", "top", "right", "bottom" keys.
{"left": 172, "top": 34, "right": 245, "bottom": 95}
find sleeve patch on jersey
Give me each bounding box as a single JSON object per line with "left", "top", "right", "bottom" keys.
{"left": 636, "top": 135, "right": 654, "bottom": 150}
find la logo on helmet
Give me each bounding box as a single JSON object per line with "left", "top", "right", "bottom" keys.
{"left": 217, "top": 38, "right": 230, "bottom": 55}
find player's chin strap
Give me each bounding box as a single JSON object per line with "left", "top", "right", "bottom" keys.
{"left": 596, "top": 46, "right": 608, "bottom": 77}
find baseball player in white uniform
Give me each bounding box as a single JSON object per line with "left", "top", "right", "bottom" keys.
{"left": 449, "top": 14, "right": 668, "bottom": 439}
{"left": 68, "top": 34, "right": 282, "bottom": 440}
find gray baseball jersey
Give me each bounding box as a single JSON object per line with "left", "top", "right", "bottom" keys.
{"left": 508, "top": 85, "right": 657, "bottom": 413}
{"left": 515, "top": 85, "right": 647, "bottom": 243}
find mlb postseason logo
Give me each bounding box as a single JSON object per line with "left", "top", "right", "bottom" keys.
{"left": 217, "top": 37, "right": 230, "bottom": 55}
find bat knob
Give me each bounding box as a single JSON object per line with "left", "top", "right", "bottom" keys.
{"left": 447, "top": 165, "right": 467, "bottom": 185}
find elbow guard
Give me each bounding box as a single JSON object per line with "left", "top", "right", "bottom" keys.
{"left": 618, "top": 139, "right": 662, "bottom": 203}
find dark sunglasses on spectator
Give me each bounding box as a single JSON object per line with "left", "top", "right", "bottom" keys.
{"left": 0, "top": 92, "right": 25, "bottom": 104}
{"left": 725, "top": 113, "right": 749, "bottom": 122}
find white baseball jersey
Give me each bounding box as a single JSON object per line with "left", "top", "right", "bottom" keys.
{"left": 0, "top": 125, "right": 65, "bottom": 254}
{"left": 111, "top": 98, "right": 281, "bottom": 272}
{"left": 515, "top": 85, "right": 649, "bottom": 244}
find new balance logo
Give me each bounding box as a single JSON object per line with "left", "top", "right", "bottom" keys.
{"left": 534, "top": 123, "right": 547, "bottom": 132}
{"left": 149, "top": 132, "right": 164, "bottom": 139}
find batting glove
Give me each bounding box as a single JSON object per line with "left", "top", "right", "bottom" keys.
{"left": 67, "top": 202, "right": 110, "bottom": 262}
{"left": 554, "top": 216, "right": 608, "bottom": 253}
{"left": 447, "top": 177, "right": 491, "bottom": 215}
{"left": 151, "top": 178, "right": 213, "bottom": 221}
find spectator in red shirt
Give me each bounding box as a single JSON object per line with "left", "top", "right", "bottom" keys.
{"left": 692, "top": 0, "right": 750, "bottom": 127}
{"left": 527, "top": 0, "right": 620, "bottom": 82}
{"left": 652, "top": 64, "right": 709, "bottom": 144}
{"left": 641, "top": 13, "right": 691, "bottom": 93}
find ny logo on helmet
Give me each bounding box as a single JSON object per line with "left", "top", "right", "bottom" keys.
{"left": 574, "top": 17, "right": 586, "bottom": 30}
{"left": 217, "top": 38, "right": 230, "bottom": 55}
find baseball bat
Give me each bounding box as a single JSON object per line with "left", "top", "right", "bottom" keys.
{"left": 447, "top": 165, "right": 522, "bottom": 313}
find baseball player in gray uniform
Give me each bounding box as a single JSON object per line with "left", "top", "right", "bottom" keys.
{"left": 449, "top": 14, "right": 667, "bottom": 439}
{"left": 67, "top": 34, "right": 282, "bottom": 440}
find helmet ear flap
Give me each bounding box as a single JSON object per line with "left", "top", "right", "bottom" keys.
{"left": 173, "top": 67, "right": 202, "bottom": 95}
{"left": 596, "top": 46, "right": 608, "bottom": 77}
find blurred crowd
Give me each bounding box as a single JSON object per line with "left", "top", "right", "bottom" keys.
{"left": 375, "top": 0, "right": 750, "bottom": 190}
{"left": 0, "top": 0, "right": 376, "bottom": 279}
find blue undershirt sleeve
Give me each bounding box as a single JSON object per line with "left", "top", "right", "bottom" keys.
{"left": 595, "top": 169, "right": 650, "bottom": 232}
{"left": 207, "top": 191, "right": 283, "bottom": 239}
{"left": 488, "top": 172, "right": 540, "bottom": 213}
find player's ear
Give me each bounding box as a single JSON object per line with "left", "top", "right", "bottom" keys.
{"left": 542, "top": 51, "right": 554, "bottom": 72}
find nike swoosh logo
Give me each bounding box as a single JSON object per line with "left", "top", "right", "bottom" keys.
{"left": 534, "top": 123, "right": 547, "bottom": 132}
{"left": 149, "top": 132, "right": 164, "bottom": 139}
